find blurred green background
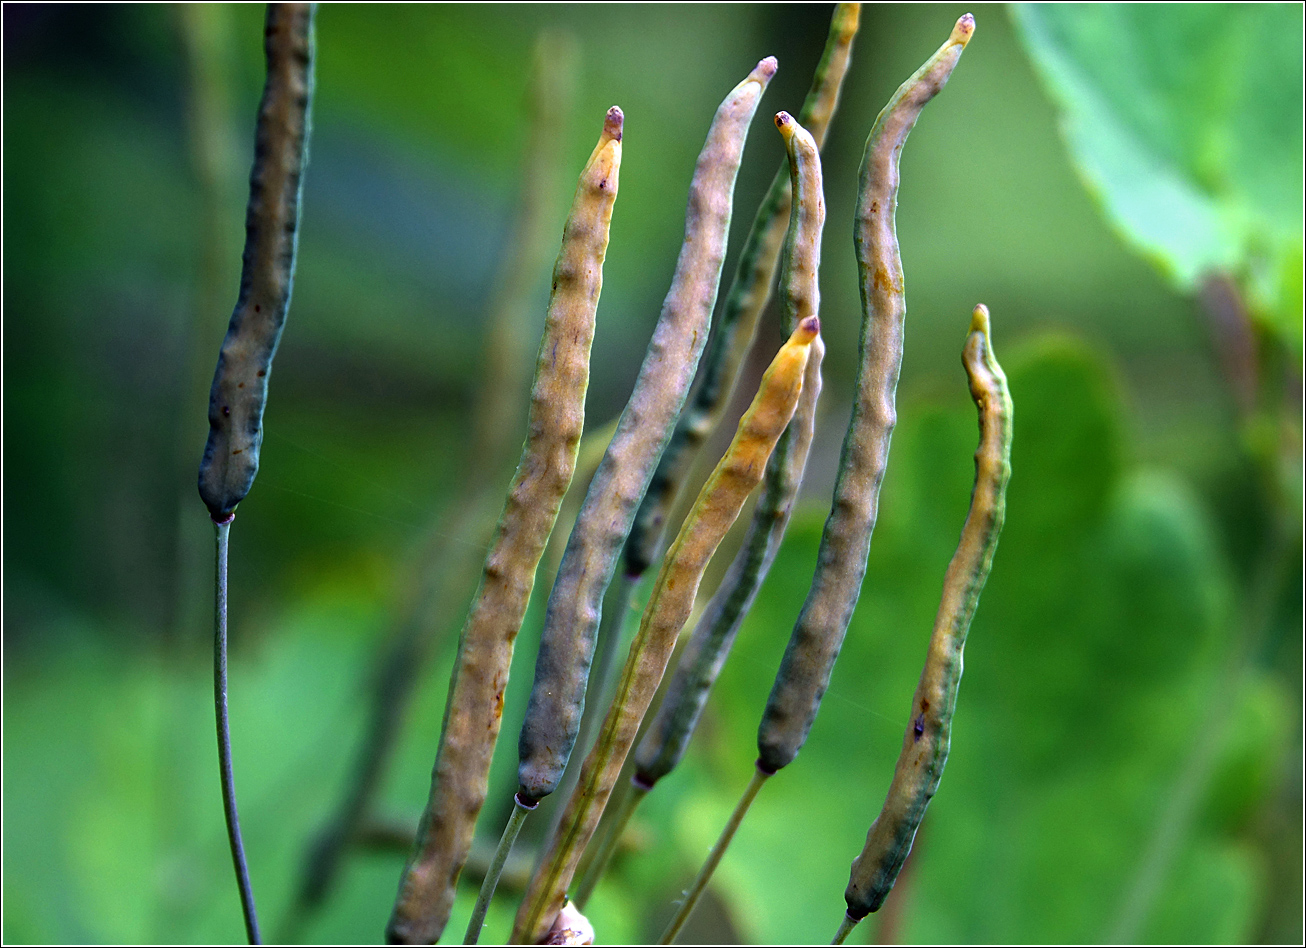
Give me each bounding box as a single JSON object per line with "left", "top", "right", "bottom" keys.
{"left": 3, "top": 3, "right": 1301, "bottom": 944}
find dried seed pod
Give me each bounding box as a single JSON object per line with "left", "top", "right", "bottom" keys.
{"left": 513, "top": 317, "right": 822, "bottom": 946}
{"left": 635, "top": 110, "right": 826, "bottom": 791}
{"left": 385, "top": 106, "right": 624, "bottom": 946}
{"left": 517, "top": 56, "right": 778, "bottom": 807}
{"left": 757, "top": 13, "right": 975, "bottom": 777}
{"left": 197, "top": 2, "right": 314, "bottom": 521}
{"left": 624, "top": 2, "right": 859, "bottom": 578}
{"left": 840, "top": 304, "right": 1012, "bottom": 928}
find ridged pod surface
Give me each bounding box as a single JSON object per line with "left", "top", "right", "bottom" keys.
{"left": 512, "top": 317, "right": 822, "bottom": 945}
{"left": 197, "top": 3, "right": 314, "bottom": 521}
{"left": 842, "top": 304, "right": 1012, "bottom": 922}
{"left": 386, "top": 107, "right": 624, "bottom": 945}
{"left": 635, "top": 110, "right": 826, "bottom": 789}
{"left": 517, "top": 57, "right": 777, "bottom": 806}
{"left": 757, "top": 14, "right": 975, "bottom": 775}
{"left": 624, "top": 3, "right": 859, "bottom": 577}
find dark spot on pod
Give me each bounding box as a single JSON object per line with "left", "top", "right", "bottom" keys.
{"left": 233, "top": 448, "right": 243, "bottom": 455}
{"left": 237, "top": 382, "right": 245, "bottom": 389}
{"left": 257, "top": 369, "right": 267, "bottom": 377}
{"left": 254, "top": 304, "right": 261, "bottom": 313}
{"left": 913, "top": 714, "right": 925, "bottom": 741}
{"left": 222, "top": 406, "right": 231, "bottom": 417}
{"left": 870, "top": 200, "right": 880, "bottom": 214}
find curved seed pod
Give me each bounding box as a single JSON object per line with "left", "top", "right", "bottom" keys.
{"left": 635, "top": 111, "right": 826, "bottom": 791}
{"left": 624, "top": 2, "right": 859, "bottom": 578}
{"left": 840, "top": 304, "right": 1012, "bottom": 927}
{"left": 757, "top": 13, "right": 975, "bottom": 776}
{"left": 197, "top": 2, "right": 314, "bottom": 521}
{"left": 386, "top": 107, "right": 624, "bottom": 946}
{"left": 517, "top": 57, "right": 778, "bottom": 807}
{"left": 513, "top": 317, "right": 822, "bottom": 945}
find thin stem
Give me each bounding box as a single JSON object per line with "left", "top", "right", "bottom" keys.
{"left": 832, "top": 913, "right": 859, "bottom": 945}
{"left": 574, "top": 782, "right": 647, "bottom": 909}
{"left": 659, "top": 767, "right": 769, "bottom": 944}
{"left": 465, "top": 795, "right": 537, "bottom": 944}
{"left": 214, "top": 516, "right": 260, "bottom": 944}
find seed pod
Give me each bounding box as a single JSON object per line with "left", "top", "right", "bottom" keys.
{"left": 513, "top": 317, "right": 822, "bottom": 946}
{"left": 624, "top": 3, "right": 859, "bottom": 578}
{"left": 385, "top": 107, "right": 624, "bottom": 946}
{"left": 841, "top": 304, "right": 1012, "bottom": 925}
{"left": 757, "top": 13, "right": 975, "bottom": 776}
{"left": 517, "top": 57, "right": 778, "bottom": 807}
{"left": 197, "top": 2, "right": 314, "bottom": 521}
{"left": 635, "top": 110, "right": 826, "bottom": 790}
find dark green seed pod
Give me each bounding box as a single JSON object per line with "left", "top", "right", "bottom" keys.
{"left": 757, "top": 13, "right": 975, "bottom": 776}
{"left": 197, "top": 2, "right": 314, "bottom": 521}
{"left": 841, "top": 304, "right": 1012, "bottom": 926}
{"left": 635, "top": 109, "right": 826, "bottom": 791}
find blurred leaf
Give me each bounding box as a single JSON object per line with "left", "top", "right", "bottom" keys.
{"left": 1012, "top": 3, "right": 1305, "bottom": 357}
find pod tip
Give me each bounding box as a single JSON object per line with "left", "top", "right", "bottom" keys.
{"left": 775, "top": 110, "right": 794, "bottom": 137}
{"left": 752, "top": 55, "right": 779, "bottom": 84}
{"left": 953, "top": 13, "right": 975, "bottom": 45}
{"left": 970, "top": 303, "right": 990, "bottom": 336}
{"left": 604, "top": 106, "right": 624, "bottom": 141}
{"left": 797, "top": 315, "right": 821, "bottom": 341}
{"left": 835, "top": 3, "right": 862, "bottom": 34}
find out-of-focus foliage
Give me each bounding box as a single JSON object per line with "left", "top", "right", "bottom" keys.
{"left": 1012, "top": 3, "right": 1305, "bottom": 359}
{"left": 3, "top": 4, "right": 1300, "bottom": 945}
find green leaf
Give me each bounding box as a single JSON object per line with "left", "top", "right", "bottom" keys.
{"left": 1012, "top": 3, "right": 1304, "bottom": 358}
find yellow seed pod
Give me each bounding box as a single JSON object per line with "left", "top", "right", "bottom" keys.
{"left": 513, "top": 315, "right": 821, "bottom": 944}
{"left": 386, "top": 107, "right": 623, "bottom": 946}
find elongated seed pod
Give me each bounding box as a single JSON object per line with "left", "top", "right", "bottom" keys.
{"left": 624, "top": 3, "right": 859, "bottom": 578}
{"left": 293, "top": 36, "right": 578, "bottom": 927}
{"left": 635, "top": 111, "right": 826, "bottom": 790}
{"left": 198, "top": 2, "right": 314, "bottom": 521}
{"left": 386, "top": 107, "right": 624, "bottom": 946}
{"left": 841, "top": 304, "right": 1012, "bottom": 925}
{"left": 517, "top": 57, "right": 777, "bottom": 807}
{"left": 758, "top": 13, "right": 975, "bottom": 776}
{"left": 513, "top": 316, "right": 822, "bottom": 945}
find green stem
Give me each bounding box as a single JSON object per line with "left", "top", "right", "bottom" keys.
{"left": 832, "top": 913, "right": 859, "bottom": 945}
{"left": 214, "top": 516, "right": 260, "bottom": 944}
{"left": 574, "top": 782, "right": 647, "bottom": 909}
{"left": 659, "top": 767, "right": 769, "bottom": 944}
{"left": 465, "top": 795, "right": 536, "bottom": 944}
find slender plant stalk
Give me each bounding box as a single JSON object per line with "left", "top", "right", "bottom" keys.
{"left": 512, "top": 316, "right": 821, "bottom": 944}
{"left": 515, "top": 55, "right": 777, "bottom": 819}
{"left": 213, "top": 516, "right": 259, "bottom": 944}
{"left": 832, "top": 913, "right": 858, "bottom": 945}
{"left": 659, "top": 767, "right": 769, "bottom": 944}
{"left": 839, "top": 304, "right": 1012, "bottom": 934}
{"left": 757, "top": 12, "right": 974, "bottom": 778}
{"left": 197, "top": 6, "right": 314, "bottom": 943}
{"left": 464, "top": 794, "right": 537, "bottom": 944}
{"left": 293, "top": 37, "right": 579, "bottom": 925}
{"left": 387, "top": 106, "right": 624, "bottom": 945}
